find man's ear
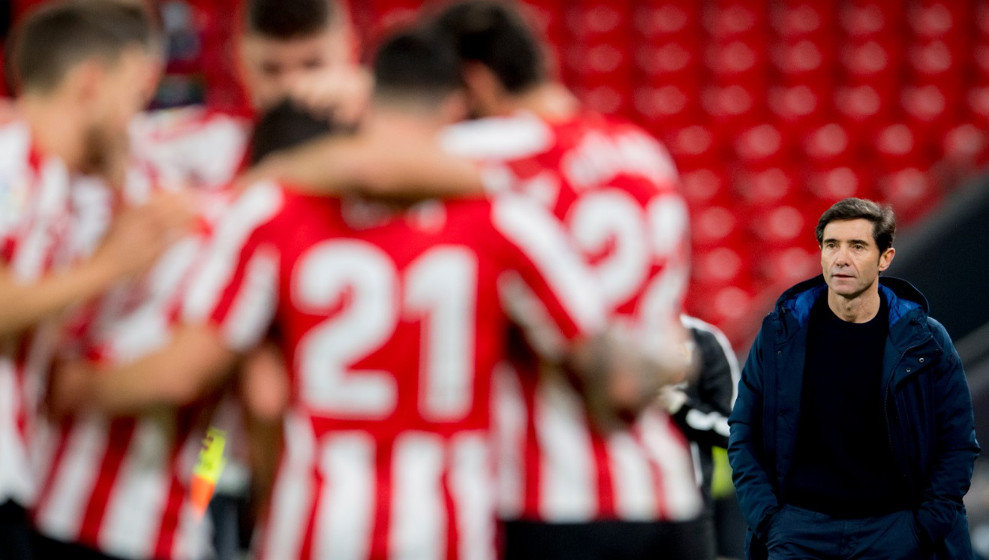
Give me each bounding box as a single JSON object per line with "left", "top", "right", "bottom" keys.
{"left": 439, "top": 90, "right": 469, "bottom": 124}
{"left": 64, "top": 58, "right": 106, "bottom": 109}
{"left": 461, "top": 62, "right": 504, "bottom": 114}
{"left": 878, "top": 247, "right": 895, "bottom": 272}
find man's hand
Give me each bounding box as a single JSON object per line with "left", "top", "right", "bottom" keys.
{"left": 47, "top": 359, "right": 97, "bottom": 420}
{"left": 93, "top": 191, "right": 194, "bottom": 280}
{"left": 288, "top": 66, "right": 372, "bottom": 127}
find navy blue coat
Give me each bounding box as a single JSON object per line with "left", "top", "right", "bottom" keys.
{"left": 728, "top": 276, "right": 980, "bottom": 559}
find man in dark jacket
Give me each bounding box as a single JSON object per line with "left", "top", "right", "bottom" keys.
{"left": 728, "top": 197, "right": 979, "bottom": 560}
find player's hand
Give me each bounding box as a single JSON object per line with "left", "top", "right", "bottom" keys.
{"left": 47, "top": 359, "right": 96, "bottom": 420}
{"left": 93, "top": 191, "right": 194, "bottom": 279}
{"left": 657, "top": 386, "right": 688, "bottom": 415}
{"left": 288, "top": 65, "right": 372, "bottom": 127}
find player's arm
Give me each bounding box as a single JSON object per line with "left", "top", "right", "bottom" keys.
{"left": 51, "top": 322, "right": 239, "bottom": 416}
{"left": 0, "top": 192, "right": 191, "bottom": 338}
{"left": 244, "top": 132, "right": 487, "bottom": 201}
{"left": 52, "top": 184, "right": 282, "bottom": 416}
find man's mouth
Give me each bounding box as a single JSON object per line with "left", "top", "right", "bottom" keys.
{"left": 832, "top": 273, "right": 854, "bottom": 279}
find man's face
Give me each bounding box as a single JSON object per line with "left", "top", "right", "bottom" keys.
{"left": 85, "top": 47, "right": 161, "bottom": 172}
{"left": 820, "top": 218, "right": 894, "bottom": 300}
{"left": 239, "top": 26, "right": 352, "bottom": 112}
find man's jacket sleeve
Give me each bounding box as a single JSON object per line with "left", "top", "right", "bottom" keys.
{"left": 913, "top": 319, "right": 981, "bottom": 546}
{"left": 672, "top": 326, "right": 737, "bottom": 449}
{"left": 728, "top": 327, "right": 780, "bottom": 539}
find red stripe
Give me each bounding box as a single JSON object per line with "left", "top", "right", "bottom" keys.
{"left": 31, "top": 419, "right": 74, "bottom": 522}
{"left": 153, "top": 417, "right": 197, "bottom": 559}
{"left": 368, "top": 439, "right": 393, "bottom": 559}
{"left": 441, "top": 455, "right": 458, "bottom": 560}
{"left": 520, "top": 377, "right": 541, "bottom": 518}
{"left": 589, "top": 434, "right": 615, "bottom": 518}
{"left": 78, "top": 419, "right": 137, "bottom": 547}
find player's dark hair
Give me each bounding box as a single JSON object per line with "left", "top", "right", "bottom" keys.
{"left": 432, "top": 0, "right": 546, "bottom": 94}
{"left": 816, "top": 197, "right": 897, "bottom": 253}
{"left": 372, "top": 27, "right": 463, "bottom": 105}
{"left": 244, "top": 0, "right": 339, "bottom": 39}
{"left": 7, "top": 0, "right": 158, "bottom": 94}
{"left": 249, "top": 99, "right": 337, "bottom": 165}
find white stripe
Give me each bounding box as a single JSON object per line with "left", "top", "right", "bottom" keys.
{"left": 449, "top": 433, "right": 496, "bottom": 560}
{"left": 492, "top": 364, "right": 525, "bottom": 519}
{"left": 12, "top": 159, "right": 69, "bottom": 280}
{"left": 312, "top": 433, "right": 377, "bottom": 560}
{"left": 440, "top": 113, "right": 553, "bottom": 160}
{"left": 492, "top": 194, "right": 605, "bottom": 336}
{"left": 35, "top": 417, "right": 108, "bottom": 540}
{"left": 390, "top": 433, "right": 445, "bottom": 560}
{"left": 684, "top": 408, "right": 730, "bottom": 438}
{"left": 221, "top": 246, "right": 279, "bottom": 351}
{"left": 606, "top": 430, "right": 658, "bottom": 520}
{"left": 262, "top": 413, "right": 315, "bottom": 560}
{"left": 639, "top": 412, "right": 703, "bottom": 521}
{"left": 183, "top": 182, "right": 282, "bottom": 322}
{"left": 536, "top": 377, "right": 596, "bottom": 521}
{"left": 97, "top": 417, "right": 172, "bottom": 559}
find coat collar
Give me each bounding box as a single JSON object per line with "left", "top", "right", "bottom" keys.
{"left": 771, "top": 275, "right": 931, "bottom": 352}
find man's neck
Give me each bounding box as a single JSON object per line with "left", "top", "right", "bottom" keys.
{"left": 500, "top": 82, "right": 579, "bottom": 121}
{"left": 827, "top": 285, "right": 882, "bottom": 323}
{"left": 18, "top": 94, "right": 86, "bottom": 173}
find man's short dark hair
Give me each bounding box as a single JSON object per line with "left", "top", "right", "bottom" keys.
{"left": 8, "top": 0, "right": 157, "bottom": 94}
{"left": 372, "top": 27, "right": 462, "bottom": 105}
{"left": 816, "top": 198, "right": 897, "bottom": 253}
{"left": 249, "top": 99, "right": 337, "bottom": 165}
{"left": 432, "top": 0, "right": 546, "bottom": 94}
{"left": 244, "top": 0, "right": 339, "bottom": 39}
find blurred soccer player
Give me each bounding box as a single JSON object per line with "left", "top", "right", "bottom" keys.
{"left": 429, "top": 3, "right": 707, "bottom": 558}
{"left": 49, "top": 27, "right": 668, "bottom": 560}
{"left": 134, "top": 0, "right": 367, "bottom": 191}
{"left": 0, "top": 2, "right": 179, "bottom": 559}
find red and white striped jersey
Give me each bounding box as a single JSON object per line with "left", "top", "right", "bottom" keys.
{"left": 182, "top": 182, "right": 605, "bottom": 560}
{"left": 0, "top": 121, "right": 117, "bottom": 508}
{"left": 131, "top": 107, "right": 251, "bottom": 191}
{"left": 31, "top": 190, "right": 232, "bottom": 560}
{"left": 442, "top": 111, "right": 703, "bottom": 523}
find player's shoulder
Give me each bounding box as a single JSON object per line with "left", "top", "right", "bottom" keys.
{"left": 133, "top": 106, "right": 250, "bottom": 142}
{"left": 0, "top": 120, "right": 31, "bottom": 170}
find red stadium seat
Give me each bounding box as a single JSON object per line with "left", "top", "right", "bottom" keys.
{"left": 735, "top": 167, "right": 797, "bottom": 207}
{"left": 734, "top": 124, "right": 790, "bottom": 168}
{"left": 803, "top": 122, "right": 859, "bottom": 167}
{"left": 756, "top": 246, "right": 819, "bottom": 286}
{"left": 691, "top": 204, "right": 740, "bottom": 248}
{"left": 879, "top": 167, "right": 941, "bottom": 225}
{"left": 747, "top": 204, "right": 807, "bottom": 247}
{"left": 680, "top": 167, "right": 732, "bottom": 209}
{"left": 807, "top": 166, "right": 874, "bottom": 205}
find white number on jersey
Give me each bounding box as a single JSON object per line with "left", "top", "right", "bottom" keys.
{"left": 294, "top": 242, "right": 477, "bottom": 420}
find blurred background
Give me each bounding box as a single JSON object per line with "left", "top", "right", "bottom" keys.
{"left": 2, "top": 0, "right": 988, "bottom": 557}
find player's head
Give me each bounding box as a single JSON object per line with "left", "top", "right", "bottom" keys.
{"left": 431, "top": 0, "right": 548, "bottom": 116}
{"left": 8, "top": 0, "right": 161, "bottom": 168}
{"left": 816, "top": 198, "right": 896, "bottom": 299}
{"left": 249, "top": 99, "right": 336, "bottom": 165}
{"left": 238, "top": 0, "right": 354, "bottom": 112}
{"left": 371, "top": 27, "right": 466, "bottom": 124}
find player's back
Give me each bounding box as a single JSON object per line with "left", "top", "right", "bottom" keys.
{"left": 200, "top": 183, "right": 600, "bottom": 559}
{"left": 444, "top": 111, "right": 701, "bottom": 524}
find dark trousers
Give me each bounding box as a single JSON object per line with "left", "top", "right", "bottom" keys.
{"left": 0, "top": 500, "right": 33, "bottom": 560}
{"left": 503, "top": 516, "right": 716, "bottom": 560}
{"left": 32, "top": 534, "right": 129, "bottom": 560}
{"left": 766, "top": 505, "right": 924, "bottom": 560}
